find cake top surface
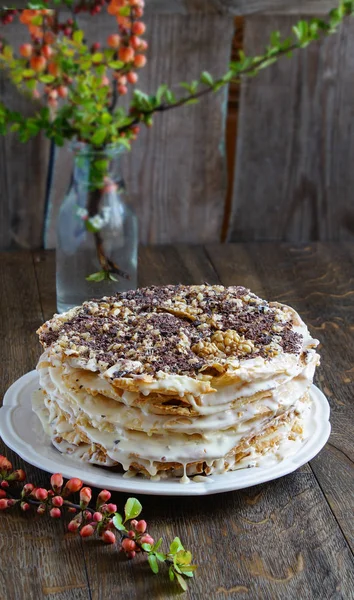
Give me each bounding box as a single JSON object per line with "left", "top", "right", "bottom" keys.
{"left": 38, "top": 284, "right": 304, "bottom": 378}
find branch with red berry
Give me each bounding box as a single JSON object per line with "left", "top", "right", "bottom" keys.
{"left": 0, "top": 454, "right": 196, "bottom": 592}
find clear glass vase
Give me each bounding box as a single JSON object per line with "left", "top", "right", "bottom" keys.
{"left": 56, "top": 143, "right": 138, "bottom": 313}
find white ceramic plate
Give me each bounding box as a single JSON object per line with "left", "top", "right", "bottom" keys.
{"left": 0, "top": 371, "right": 331, "bottom": 496}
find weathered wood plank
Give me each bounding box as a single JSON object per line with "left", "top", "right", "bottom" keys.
{"left": 228, "top": 15, "right": 354, "bottom": 243}
{"left": 44, "top": 11, "right": 233, "bottom": 247}
{"left": 0, "top": 19, "right": 49, "bottom": 249}
{"left": 0, "top": 252, "right": 91, "bottom": 600}
{"left": 206, "top": 242, "right": 354, "bottom": 551}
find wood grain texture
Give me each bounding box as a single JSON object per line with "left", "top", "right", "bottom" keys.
{"left": 44, "top": 11, "right": 233, "bottom": 247}
{"left": 0, "top": 252, "right": 90, "bottom": 600}
{"left": 206, "top": 242, "right": 354, "bottom": 552}
{"left": 228, "top": 15, "right": 354, "bottom": 243}
{"left": 0, "top": 20, "right": 49, "bottom": 250}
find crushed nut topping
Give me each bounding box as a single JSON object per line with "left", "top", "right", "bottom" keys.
{"left": 38, "top": 284, "right": 303, "bottom": 377}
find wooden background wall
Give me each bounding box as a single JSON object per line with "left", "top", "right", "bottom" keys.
{"left": 1, "top": 0, "right": 352, "bottom": 248}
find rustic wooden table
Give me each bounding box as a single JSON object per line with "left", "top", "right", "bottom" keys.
{"left": 0, "top": 244, "right": 353, "bottom": 600}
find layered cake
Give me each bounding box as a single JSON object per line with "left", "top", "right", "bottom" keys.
{"left": 33, "top": 284, "right": 320, "bottom": 481}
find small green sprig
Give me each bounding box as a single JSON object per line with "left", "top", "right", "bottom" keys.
{"left": 113, "top": 499, "right": 197, "bottom": 592}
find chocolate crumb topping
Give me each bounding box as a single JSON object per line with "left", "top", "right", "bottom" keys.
{"left": 38, "top": 284, "right": 303, "bottom": 377}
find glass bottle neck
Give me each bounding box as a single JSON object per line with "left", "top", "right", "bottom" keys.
{"left": 72, "top": 144, "right": 125, "bottom": 189}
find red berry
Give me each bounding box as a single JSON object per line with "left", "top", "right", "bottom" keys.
{"left": 48, "top": 90, "right": 58, "bottom": 100}
{"left": 107, "top": 34, "right": 120, "bottom": 49}
{"left": 135, "top": 519, "right": 147, "bottom": 533}
{"left": 80, "top": 487, "right": 92, "bottom": 507}
{"left": 93, "top": 512, "right": 102, "bottom": 522}
{"left": 92, "top": 42, "right": 101, "bottom": 52}
{"left": 130, "top": 35, "right": 141, "bottom": 50}
{"left": 63, "top": 478, "right": 83, "bottom": 495}
{"left": 106, "top": 503, "right": 117, "bottom": 514}
{"left": 57, "top": 85, "right": 68, "bottom": 98}
{"left": 119, "top": 46, "right": 134, "bottom": 63}
{"left": 128, "top": 530, "right": 135, "bottom": 538}
{"left": 97, "top": 490, "right": 111, "bottom": 505}
{"left": 118, "top": 84, "right": 128, "bottom": 95}
{"left": 138, "top": 39, "right": 148, "bottom": 51}
{"left": 68, "top": 507, "right": 77, "bottom": 514}
{"left": 127, "top": 71, "right": 138, "bottom": 84}
{"left": 52, "top": 496, "right": 63, "bottom": 507}
{"left": 122, "top": 538, "right": 136, "bottom": 552}
{"left": 101, "top": 75, "right": 110, "bottom": 87}
{"left": 67, "top": 18, "right": 74, "bottom": 25}
{"left": 50, "top": 474, "right": 63, "bottom": 493}
{"left": 134, "top": 54, "right": 146, "bottom": 68}
{"left": 35, "top": 488, "right": 48, "bottom": 501}
{"left": 132, "top": 21, "right": 145, "bottom": 35}
{"left": 102, "top": 530, "right": 116, "bottom": 544}
{"left": 1, "top": 481, "right": 9, "bottom": 489}
{"left": 127, "top": 550, "right": 136, "bottom": 559}
{"left": 131, "top": 125, "right": 140, "bottom": 135}
{"left": 0, "top": 499, "right": 9, "bottom": 510}
{"left": 37, "top": 504, "right": 46, "bottom": 515}
{"left": 0, "top": 490, "right": 6, "bottom": 499}
{"left": 84, "top": 510, "right": 92, "bottom": 522}
{"left": 130, "top": 519, "right": 138, "bottom": 528}
{"left": 21, "top": 502, "right": 30, "bottom": 511}
{"left": 48, "top": 62, "right": 60, "bottom": 77}
{"left": 23, "top": 483, "right": 34, "bottom": 495}
{"left": 118, "top": 75, "right": 127, "bottom": 85}
{"left": 140, "top": 534, "right": 154, "bottom": 546}
{"left": 63, "top": 27, "right": 72, "bottom": 37}
{"left": 68, "top": 519, "right": 80, "bottom": 533}
{"left": 50, "top": 507, "right": 61, "bottom": 518}
{"left": 30, "top": 56, "right": 47, "bottom": 72}
{"left": 134, "top": 7, "right": 143, "bottom": 18}
{"left": 42, "top": 44, "right": 53, "bottom": 59}
{"left": 20, "top": 44, "right": 33, "bottom": 58}
{"left": 0, "top": 456, "right": 13, "bottom": 472}
{"left": 80, "top": 524, "right": 94, "bottom": 538}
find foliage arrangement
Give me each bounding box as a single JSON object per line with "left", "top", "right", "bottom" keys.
{"left": 0, "top": 454, "right": 196, "bottom": 592}
{"left": 0, "top": 0, "right": 353, "bottom": 280}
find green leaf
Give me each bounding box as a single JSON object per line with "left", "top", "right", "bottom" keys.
{"left": 185, "top": 99, "right": 199, "bottom": 105}
{"left": 175, "top": 572, "right": 188, "bottom": 591}
{"left": 112, "top": 513, "right": 126, "bottom": 531}
{"left": 156, "top": 84, "right": 168, "bottom": 104}
{"left": 118, "top": 5, "right": 130, "bottom": 15}
{"left": 169, "top": 537, "right": 183, "bottom": 554}
{"left": 200, "top": 71, "right": 214, "bottom": 86}
{"left": 108, "top": 60, "right": 125, "bottom": 69}
{"left": 165, "top": 90, "right": 176, "bottom": 104}
{"left": 148, "top": 554, "right": 159, "bottom": 574}
{"left": 108, "top": 273, "right": 118, "bottom": 282}
{"left": 124, "top": 497, "right": 142, "bottom": 522}
{"left": 91, "top": 128, "right": 107, "bottom": 145}
{"left": 155, "top": 552, "right": 166, "bottom": 562}
{"left": 179, "top": 565, "right": 197, "bottom": 575}
{"left": 169, "top": 566, "right": 175, "bottom": 582}
{"left": 23, "top": 69, "right": 36, "bottom": 78}
{"left": 141, "top": 543, "right": 152, "bottom": 552}
{"left": 86, "top": 271, "right": 106, "bottom": 282}
{"left": 93, "top": 159, "right": 109, "bottom": 171}
{"left": 92, "top": 53, "right": 104, "bottom": 64}
{"left": 176, "top": 550, "right": 192, "bottom": 565}
{"left": 73, "top": 30, "right": 84, "bottom": 44}
{"left": 152, "top": 538, "right": 163, "bottom": 551}
{"left": 39, "top": 75, "right": 55, "bottom": 84}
